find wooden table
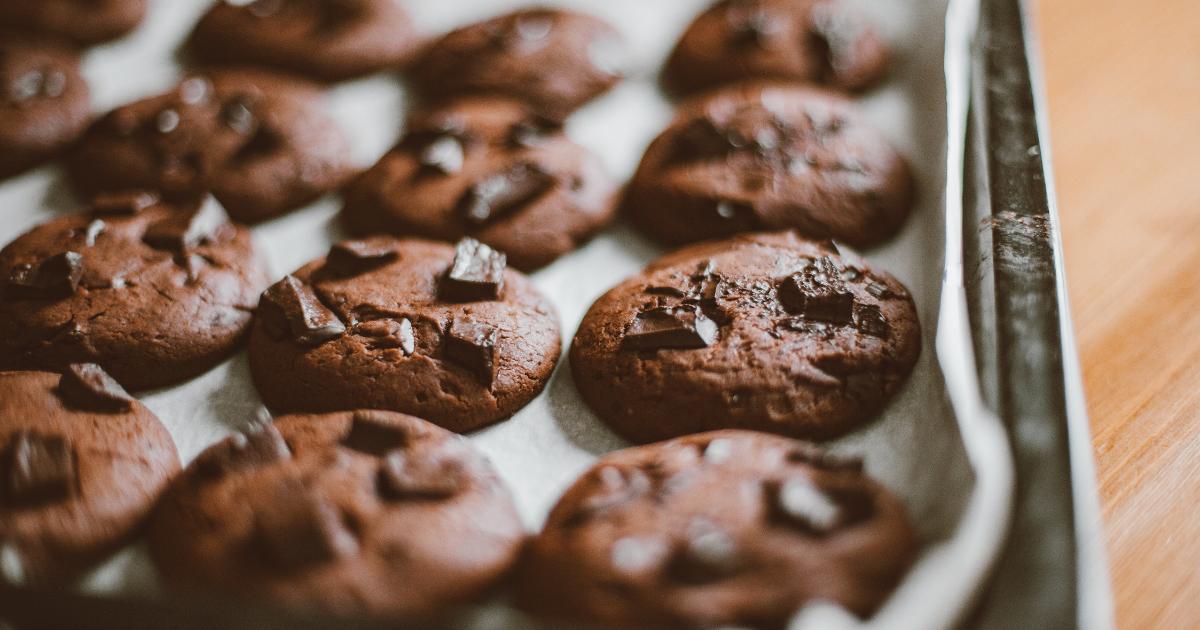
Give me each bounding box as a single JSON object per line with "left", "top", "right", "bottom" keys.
{"left": 1032, "top": 0, "right": 1200, "bottom": 626}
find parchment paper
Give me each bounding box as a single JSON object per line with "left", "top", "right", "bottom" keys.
{"left": 0, "top": 1, "right": 1014, "bottom": 628}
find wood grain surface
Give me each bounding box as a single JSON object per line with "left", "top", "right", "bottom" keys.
{"left": 1031, "top": 0, "right": 1200, "bottom": 627}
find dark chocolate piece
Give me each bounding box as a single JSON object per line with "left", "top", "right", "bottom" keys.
{"left": 57, "top": 363, "right": 135, "bottom": 412}
{"left": 768, "top": 477, "right": 842, "bottom": 535}
{"left": 621, "top": 304, "right": 718, "bottom": 351}
{"left": 323, "top": 240, "right": 398, "bottom": 277}
{"left": 378, "top": 451, "right": 465, "bottom": 500}
{"left": 456, "top": 161, "right": 554, "bottom": 226}
{"left": 355, "top": 318, "right": 415, "bottom": 354}
{"left": 777, "top": 256, "right": 854, "bottom": 324}
{"left": 853, "top": 304, "right": 889, "bottom": 338}
{"left": 865, "top": 281, "right": 895, "bottom": 299}
{"left": 256, "top": 478, "right": 358, "bottom": 569}
{"left": 91, "top": 191, "right": 160, "bottom": 216}
{"left": 258, "top": 275, "right": 347, "bottom": 346}
{"left": 340, "top": 412, "right": 410, "bottom": 457}
{"left": 3, "top": 431, "right": 77, "bottom": 507}
{"left": 198, "top": 423, "right": 291, "bottom": 478}
{"left": 418, "top": 135, "right": 465, "bottom": 175}
{"left": 785, "top": 445, "right": 864, "bottom": 473}
{"left": 443, "top": 319, "right": 499, "bottom": 387}
{"left": 567, "top": 466, "right": 651, "bottom": 526}
{"left": 670, "top": 108, "right": 795, "bottom": 165}
{"left": 220, "top": 95, "right": 256, "bottom": 135}
{"left": 5, "top": 251, "right": 84, "bottom": 300}
{"left": 667, "top": 523, "right": 740, "bottom": 583}
{"left": 143, "top": 196, "right": 229, "bottom": 252}
{"left": 440, "top": 238, "right": 506, "bottom": 302}
{"left": 729, "top": 7, "right": 780, "bottom": 47}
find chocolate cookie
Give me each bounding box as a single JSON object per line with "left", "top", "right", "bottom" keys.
{"left": 570, "top": 231, "right": 921, "bottom": 443}
{"left": 187, "top": 0, "right": 420, "bottom": 82}
{"left": 0, "top": 194, "right": 271, "bottom": 391}
{"left": 67, "top": 69, "right": 355, "bottom": 224}
{"left": 518, "top": 430, "right": 917, "bottom": 627}
{"left": 342, "top": 98, "right": 618, "bottom": 270}
{"left": 149, "top": 410, "right": 524, "bottom": 616}
{"left": 0, "top": 33, "right": 91, "bottom": 179}
{"left": 248, "top": 237, "right": 561, "bottom": 433}
{"left": 0, "top": 0, "right": 147, "bottom": 45}
{"left": 663, "top": 0, "right": 889, "bottom": 97}
{"left": 624, "top": 82, "right": 913, "bottom": 248}
{"left": 408, "top": 8, "right": 625, "bottom": 121}
{"left": 0, "top": 367, "right": 180, "bottom": 584}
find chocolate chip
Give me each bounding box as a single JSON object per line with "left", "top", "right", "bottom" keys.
{"left": 443, "top": 319, "right": 499, "bottom": 387}
{"left": 220, "top": 95, "right": 256, "bottom": 135}
{"left": 564, "top": 466, "right": 651, "bottom": 526}
{"left": 418, "top": 135, "right": 465, "bottom": 175}
{"left": 785, "top": 444, "right": 863, "bottom": 472}
{"left": 769, "top": 477, "right": 842, "bottom": 534}
{"left": 456, "top": 161, "right": 554, "bottom": 226}
{"left": 853, "top": 303, "right": 890, "bottom": 338}
{"left": 322, "top": 240, "right": 398, "bottom": 277}
{"left": 57, "top": 363, "right": 135, "bottom": 412}
{"left": 7, "top": 70, "right": 43, "bottom": 103}
{"left": 645, "top": 285, "right": 689, "bottom": 298}
{"left": 621, "top": 304, "right": 718, "bottom": 351}
{"left": 440, "top": 238, "right": 506, "bottom": 302}
{"left": 256, "top": 478, "right": 358, "bottom": 570}
{"left": 506, "top": 117, "right": 558, "bottom": 149}
{"left": 865, "top": 281, "right": 895, "bottom": 299}
{"left": 729, "top": 8, "right": 781, "bottom": 47}
{"left": 5, "top": 251, "right": 83, "bottom": 300}
{"left": 356, "top": 318, "right": 415, "bottom": 354}
{"left": 777, "top": 317, "right": 834, "bottom": 338}
{"left": 378, "top": 450, "right": 465, "bottom": 500}
{"left": 83, "top": 220, "right": 106, "bottom": 247}
{"left": 340, "top": 412, "right": 409, "bottom": 457}
{"left": 143, "top": 196, "right": 229, "bottom": 253}
{"left": 155, "top": 108, "right": 180, "bottom": 134}
{"left": 672, "top": 109, "right": 796, "bottom": 165}
{"left": 668, "top": 522, "right": 740, "bottom": 583}
{"left": 197, "top": 422, "right": 291, "bottom": 478}
{"left": 258, "top": 275, "right": 347, "bottom": 346}
{"left": 3, "top": 432, "right": 76, "bottom": 507}
{"left": 91, "top": 191, "right": 160, "bottom": 216}
{"left": 777, "top": 256, "right": 854, "bottom": 324}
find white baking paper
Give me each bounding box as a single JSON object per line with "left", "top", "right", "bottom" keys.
{"left": 0, "top": 1, "right": 1015, "bottom": 628}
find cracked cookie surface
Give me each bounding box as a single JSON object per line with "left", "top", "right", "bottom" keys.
{"left": 248, "top": 237, "right": 561, "bottom": 433}
{"left": 149, "top": 410, "right": 523, "bottom": 616}
{"left": 0, "top": 368, "right": 179, "bottom": 584}
{"left": 0, "top": 194, "right": 270, "bottom": 390}
{"left": 518, "top": 430, "right": 917, "bottom": 627}
{"left": 570, "top": 230, "right": 920, "bottom": 443}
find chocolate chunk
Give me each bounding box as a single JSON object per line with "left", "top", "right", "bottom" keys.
{"left": 440, "top": 238, "right": 506, "bottom": 302}
{"left": 671, "top": 109, "right": 794, "bottom": 164}
{"left": 198, "top": 423, "right": 291, "bottom": 478}
{"left": 621, "top": 304, "right": 718, "bottom": 351}
{"left": 769, "top": 477, "right": 842, "bottom": 534}
{"left": 258, "top": 275, "right": 347, "bottom": 346}
{"left": 853, "top": 303, "right": 890, "bottom": 338}
{"left": 667, "top": 522, "right": 740, "bottom": 583}
{"left": 714, "top": 199, "right": 756, "bottom": 224}
{"left": 729, "top": 7, "right": 781, "bottom": 47}
{"left": 778, "top": 317, "right": 834, "bottom": 338}
{"left": 418, "top": 135, "right": 465, "bottom": 175}
{"left": 355, "top": 318, "right": 415, "bottom": 354}
{"left": 506, "top": 117, "right": 558, "bottom": 149}
{"left": 443, "top": 319, "right": 499, "bottom": 387}
{"left": 220, "top": 95, "right": 256, "bottom": 135}
{"left": 456, "top": 161, "right": 554, "bottom": 226}
{"left": 785, "top": 445, "right": 864, "bottom": 473}
{"left": 57, "top": 363, "right": 135, "bottom": 412}
{"left": 778, "top": 257, "right": 854, "bottom": 324}
{"left": 865, "top": 281, "right": 895, "bottom": 299}
{"left": 565, "top": 466, "right": 651, "bottom": 526}
{"left": 323, "top": 240, "right": 398, "bottom": 277}
{"left": 5, "top": 251, "right": 83, "bottom": 300}
{"left": 378, "top": 450, "right": 465, "bottom": 500}
{"left": 91, "top": 191, "right": 160, "bottom": 216}
{"left": 256, "top": 479, "right": 358, "bottom": 570}
{"left": 143, "top": 196, "right": 229, "bottom": 252}
{"left": 340, "top": 412, "right": 409, "bottom": 457}
{"left": 645, "top": 285, "right": 688, "bottom": 298}
{"left": 3, "top": 432, "right": 76, "bottom": 507}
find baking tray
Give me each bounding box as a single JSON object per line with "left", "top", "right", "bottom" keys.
{"left": 0, "top": 0, "right": 1110, "bottom": 627}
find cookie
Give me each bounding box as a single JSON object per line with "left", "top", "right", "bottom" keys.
{"left": 518, "top": 430, "right": 917, "bottom": 627}
{"left": 624, "top": 82, "right": 913, "bottom": 249}
{"left": 67, "top": 69, "right": 355, "bottom": 224}
{"left": 187, "top": 0, "right": 420, "bottom": 82}
{"left": 149, "top": 410, "right": 524, "bottom": 616}
{"left": 0, "top": 193, "right": 271, "bottom": 391}
{"left": 662, "top": 0, "right": 889, "bottom": 97}
{"left": 408, "top": 8, "right": 625, "bottom": 121}
{"left": 570, "top": 231, "right": 921, "bottom": 443}
{"left": 248, "top": 237, "right": 561, "bottom": 433}
{"left": 0, "top": 33, "right": 91, "bottom": 179}
{"left": 0, "top": 0, "right": 147, "bottom": 45}
{"left": 0, "top": 366, "right": 180, "bottom": 584}
{"left": 342, "top": 98, "right": 618, "bottom": 271}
